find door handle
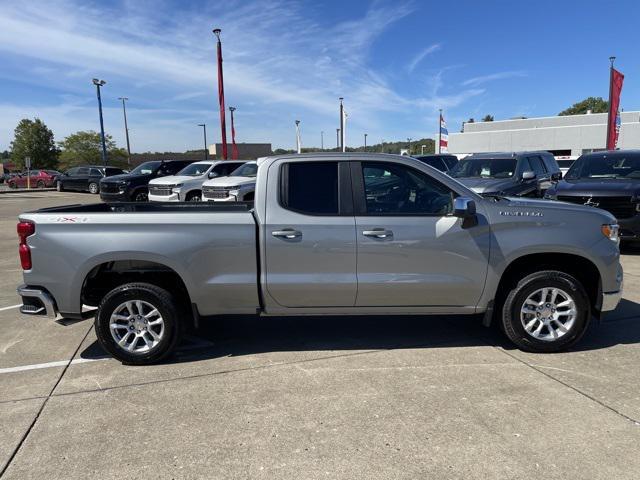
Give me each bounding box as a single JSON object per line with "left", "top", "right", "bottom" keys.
{"left": 362, "top": 229, "right": 393, "bottom": 239}
{"left": 272, "top": 229, "right": 302, "bottom": 239}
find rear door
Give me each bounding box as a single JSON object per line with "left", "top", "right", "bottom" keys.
{"left": 264, "top": 160, "right": 357, "bottom": 307}
{"left": 74, "top": 167, "right": 91, "bottom": 190}
{"left": 352, "top": 160, "right": 489, "bottom": 308}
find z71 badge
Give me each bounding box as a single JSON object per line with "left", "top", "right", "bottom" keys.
{"left": 499, "top": 210, "right": 543, "bottom": 217}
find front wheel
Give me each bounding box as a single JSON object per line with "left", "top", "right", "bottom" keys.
{"left": 186, "top": 191, "right": 202, "bottom": 202}
{"left": 95, "top": 283, "right": 182, "bottom": 365}
{"left": 56, "top": 181, "right": 64, "bottom": 192}
{"left": 37, "top": 180, "right": 45, "bottom": 189}
{"left": 132, "top": 189, "right": 148, "bottom": 202}
{"left": 500, "top": 270, "right": 591, "bottom": 353}
{"left": 8, "top": 182, "right": 17, "bottom": 189}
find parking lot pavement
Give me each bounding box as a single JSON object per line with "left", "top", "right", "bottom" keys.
{"left": 1, "top": 192, "right": 640, "bottom": 479}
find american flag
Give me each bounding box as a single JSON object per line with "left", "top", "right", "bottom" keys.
{"left": 439, "top": 113, "right": 449, "bottom": 153}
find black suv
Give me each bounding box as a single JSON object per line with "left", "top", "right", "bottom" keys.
{"left": 99, "top": 160, "right": 196, "bottom": 202}
{"left": 57, "top": 165, "right": 126, "bottom": 194}
{"left": 449, "top": 151, "right": 561, "bottom": 197}
{"left": 545, "top": 150, "right": 640, "bottom": 240}
{"left": 412, "top": 154, "right": 459, "bottom": 172}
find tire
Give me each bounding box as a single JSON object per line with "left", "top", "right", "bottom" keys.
{"left": 37, "top": 180, "right": 45, "bottom": 189}
{"left": 95, "top": 283, "right": 183, "bottom": 365}
{"left": 132, "top": 189, "right": 148, "bottom": 202}
{"left": 56, "top": 181, "right": 64, "bottom": 192}
{"left": 243, "top": 192, "right": 254, "bottom": 202}
{"left": 500, "top": 270, "right": 591, "bottom": 353}
{"left": 88, "top": 182, "right": 99, "bottom": 194}
{"left": 8, "top": 182, "right": 17, "bottom": 189}
{"left": 186, "top": 191, "right": 202, "bottom": 202}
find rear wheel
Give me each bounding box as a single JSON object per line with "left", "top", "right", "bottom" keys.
{"left": 36, "top": 180, "right": 45, "bottom": 189}
{"left": 88, "top": 182, "right": 99, "bottom": 194}
{"left": 95, "top": 283, "right": 182, "bottom": 365}
{"left": 500, "top": 270, "right": 591, "bottom": 353}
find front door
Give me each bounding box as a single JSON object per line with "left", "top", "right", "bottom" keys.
{"left": 352, "top": 161, "right": 489, "bottom": 308}
{"left": 264, "top": 160, "right": 357, "bottom": 307}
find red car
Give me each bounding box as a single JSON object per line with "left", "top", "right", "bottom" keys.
{"left": 7, "top": 170, "right": 60, "bottom": 189}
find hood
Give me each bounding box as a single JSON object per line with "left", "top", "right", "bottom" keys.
{"left": 454, "top": 177, "right": 516, "bottom": 194}
{"left": 149, "top": 175, "right": 199, "bottom": 186}
{"left": 101, "top": 173, "right": 152, "bottom": 183}
{"left": 204, "top": 176, "right": 255, "bottom": 187}
{"left": 551, "top": 178, "right": 640, "bottom": 198}
{"left": 488, "top": 195, "right": 617, "bottom": 223}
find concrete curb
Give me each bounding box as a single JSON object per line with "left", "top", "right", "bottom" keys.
{"left": 0, "top": 188, "right": 57, "bottom": 194}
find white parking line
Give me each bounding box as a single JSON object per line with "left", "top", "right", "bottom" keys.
{"left": 0, "top": 357, "right": 105, "bottom": 374}
{"left": 0, "top": 304, "right": 22, "bottom": 312}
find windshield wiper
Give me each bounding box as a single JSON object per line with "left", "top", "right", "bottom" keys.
{"left": 481, "top": 192, "right": 510, "bottom": 201}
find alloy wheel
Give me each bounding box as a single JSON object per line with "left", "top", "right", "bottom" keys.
{"left": 109, "top": 300, "right": 165, "bottom": 354}
{"left": 520, "top": 287, "right": 577, "bottom": 342}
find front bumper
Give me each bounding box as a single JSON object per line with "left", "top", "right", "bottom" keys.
{"left": 100, "top": 191, "right": 129, "bottom": 202}
{"left": 149, "top": 192, "right": 179, "bottom": 202}
{"left": 617, "top": 216, "right": 640, "bottom": 240}
{"left": 17, "top": 285, "right": 58, "bottom": 319}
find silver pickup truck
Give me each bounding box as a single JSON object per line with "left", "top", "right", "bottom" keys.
{"left": 17, "top": 153, "right": 623, "bottom": 364}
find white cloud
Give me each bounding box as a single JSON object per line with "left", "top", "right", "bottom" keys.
{"left": 461, "top": 70, "right": 527, "bottom": 87}
{"left": 407, "top": 44, "right": 442, "bottom": 73}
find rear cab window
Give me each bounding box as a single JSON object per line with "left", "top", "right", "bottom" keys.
{"left": 280, "top": 162, "right": 341, "bottom": 215}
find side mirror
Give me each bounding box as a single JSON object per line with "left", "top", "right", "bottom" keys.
{"left": 551, "top": 171, "right": 563, "bottom": 181}
{"left": 522, "top": 170, "right": 536, "bottom": 180}
{"left": 208, "top": 171, "right": 219, "bottom": 179}
{"left": 453, "top": 197, "right": 476, "bottom": 218}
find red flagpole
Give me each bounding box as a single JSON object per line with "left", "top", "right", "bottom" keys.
{"left": 229, "top": 106, "right": 239, "bottom": 160}
{"left": 213, "top": 29, "right": 228, "bottom": 160}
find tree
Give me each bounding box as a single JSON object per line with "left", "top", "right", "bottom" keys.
{"left": 482, "top": 114, "right": 494, "bottom": 122}
{"left": 559, "top": 97, "right": 608, "bottom": 116}
{"left": 10, "top": 118, "right": 58, "bottom": 170}
{"left": 1, "top": 150, "right": 10, "bottom": 160}
{"left": 58, "top": 131, "right": 128, "bottom": 170}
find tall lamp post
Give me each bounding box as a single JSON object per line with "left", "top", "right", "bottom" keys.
{"left": 213, "top": 28, "right": 228, "bottom": 159}
{"left": 339, "top": 97, "right": 345, "bottom": 152}
{"left": 198, "top": 124, "right": 208, "bottom": 159}
{"left": 364, "top": 133, "right": 368, "bottom": 152}
{"left": 92, "top": 78, "right": 107, "bottom": 165}
{"left": 407, "top": 138, "right": 412, "bottom": 155}
{"left": 229, "top": 106, "right": 239, "bottom": 159}
{"left": 336, "top": 128, "right": 340, "bottom": 150}
{"left": 295, "top": 120, "right": 301, "bottom": 154}
{"left": 321, "top": 131, "right": 324, "bottom": 151}
{"left": 118, "top": 97, "right": 131, "bottom": 166}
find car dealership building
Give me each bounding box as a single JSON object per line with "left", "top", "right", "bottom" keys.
{"left": 448, "top": 111, "right": 640, "bottom": 157}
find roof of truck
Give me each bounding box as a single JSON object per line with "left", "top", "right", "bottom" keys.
{"left": 256, "top": 152, "right": 409, "bottom": 165}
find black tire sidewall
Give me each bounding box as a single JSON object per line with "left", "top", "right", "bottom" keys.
{"left": 95, "top": 283, "right": 181, "bottom": 365}
{"left": 502, "top": 271, "right": 591, "bottom": 353}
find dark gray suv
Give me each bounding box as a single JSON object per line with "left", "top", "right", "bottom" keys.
{"left": 449, "top": 151, "right": 561, "bottom": 197}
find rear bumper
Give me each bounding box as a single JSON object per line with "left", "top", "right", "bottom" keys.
{"left": 17, "top": 285, "right": 58, "bottom": 319}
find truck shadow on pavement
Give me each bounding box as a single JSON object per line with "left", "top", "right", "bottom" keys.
{"left": 79, "top": 298, "right": 640, "bottom": 364}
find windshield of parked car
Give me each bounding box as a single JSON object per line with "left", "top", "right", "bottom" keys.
{"left": 129, "top": 161, "right": 161, "bottom": 175}
{"left": 565, "top": 154, "right": 640, "bottom": 179}
{"left": 177, "top": 162, "right": 212, "bottom": 176}
{"left": 449, "top": 158, "right": 517, "bottom": 179}
{"left": 230, "top": 163, "right": 258, "bottom": 177}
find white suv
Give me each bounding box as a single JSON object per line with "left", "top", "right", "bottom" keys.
{"left": 148, "top": 160, "right": 246, "bottom": 202}
{"left": 201, "top": 161, "right": 258, "bottom": 202}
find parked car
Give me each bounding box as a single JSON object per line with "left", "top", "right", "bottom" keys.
{"left": 17, "top": 153, "right": 622, "bottom": 364}
{"left": 148, "top": 160, "right": 246, "bottom": 202}
{"left": 412, "top": 154, "right": 459, "bottom": 173}
{"left": 449, "top": 151, "right": 561, "bottom": 197}
{"left": 99, "top": 160, "right": 196, "bottom": 202}
{"left": 7, "top": 170, "right": 60, "bottom": 189}
{"left": 56, "top": 166, "right": 126, "bottom": 194}
{"left": 555, "top": 156, "right": 577, "bottom": 177}
{"left": 201, "top": 161, "right": 257, "bottom": 202}
{"left": 545, "top": 150, "right": 640, "bottom": 241}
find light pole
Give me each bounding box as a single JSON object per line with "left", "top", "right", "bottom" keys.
{"left": 364, "top": 133, "right": 368, "bottom": 152}
{"left": 380, "top": 140, "right": 384, "bottom": 153}
{"left": 295, "top": 120, "right": 301, "bottom": 154}
{"left": 92, "top": 78, "right": 107, "bottom": 165}
{"left": 421, "top": 144, "right": 426, "bottom": 155}
{"left": 213, "top": 28, "right": 228, "bottom": 159}
{"left": 198, "top": 124, "right": 208, "bottom": 159}
{"left": 407, "top": 138, "right": 412, "bottom": 155}
{"left": 321, "top": 131, "right": 324, "bottom": 150}
{"left": 118, "top": 97, "right": 131, "bottom": 166}
{"left": 229, "top": 106, "right": 239, "bottom": 159}
{"left": 336, "top": 128, "right": 340, "bottom": 150}
{"left": 339, "top": 97, "right": 345, "bottom": 152}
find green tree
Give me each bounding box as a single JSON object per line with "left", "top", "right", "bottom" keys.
{"left": 482, "top": 114, "right": 494, "bottom": 122}
{"left": 58, "top": 131, "right": 128, "bottom": 170}
{"left": 10, "top": 118, "right": 58, "bottom": 170}
{"left": 559, "top": 97, "right": 608, "bottom": 116}
{"left": 1, "top": 150, "right": 10, "bottom": 159}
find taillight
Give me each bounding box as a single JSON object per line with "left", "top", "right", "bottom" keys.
{"left": 17, "top": 221, "right": 35, "bottom": 270}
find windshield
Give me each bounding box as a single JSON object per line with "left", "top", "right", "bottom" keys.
{"left": 177, "top": 163, "right": 212, "bottom": 176}
{"left": 449, "top": 158, "right": 517, "bottom": 179}
{"left": 130, "top": 161, "right": 161, "bottom": 175}
{"left": 230, "top": 163, "right": 258, "bottom": 177}
{"left": 566, "top": 154, "right": 640, "bottom": 179}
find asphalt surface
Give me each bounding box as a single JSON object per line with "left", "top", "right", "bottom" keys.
{"left": 0, "top": 191, "right": 639, "bottom": 479}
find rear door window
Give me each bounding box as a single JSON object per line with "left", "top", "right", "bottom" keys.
{"left": 281, "top": 162, "right": 339, "bottom": 215}
{"left": 90, "top": 168, "right": 102, "bottom": 176}
{"left": 527, "top": 156, "right": 547, "bottom": 175}
{"left": 77, "top": 167, "right": 90, "bottom": 175}
{"left": 213, "top": 162, "right": 244, "bottom": 177}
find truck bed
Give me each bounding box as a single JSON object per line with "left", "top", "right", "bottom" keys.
{"left": 29, "top": 202, "right": 253, "bottom": 214}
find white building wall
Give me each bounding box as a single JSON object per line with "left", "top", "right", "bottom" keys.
{"left": 449, "top": 111, "right": 640, "bottom": 156}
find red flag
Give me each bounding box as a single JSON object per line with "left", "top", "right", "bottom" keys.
{"left": 607, "top": 67, "right": 624, "bottom": 150}
{"left": 216, "top": 38, "right": 228, "bottom": 159}
{"left": 230, "top": 109, "right": 239, "bottom": 160}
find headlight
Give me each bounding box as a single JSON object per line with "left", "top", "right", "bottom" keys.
{"left": 174, "top": 183, "right": 183, "bottom": 188}
{"left": 601, "top": 224, "right": 620, "bottom": 242}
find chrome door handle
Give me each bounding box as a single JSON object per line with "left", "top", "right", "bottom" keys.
{"left": 272, "top": 229, "right": 302, "bottom": 239}
{"left": 362, "top": 229, "right": 393, "bottom": 239}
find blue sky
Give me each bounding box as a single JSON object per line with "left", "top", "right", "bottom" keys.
{"left": 0, "top": 0, "right": 639, "bottom": 152}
